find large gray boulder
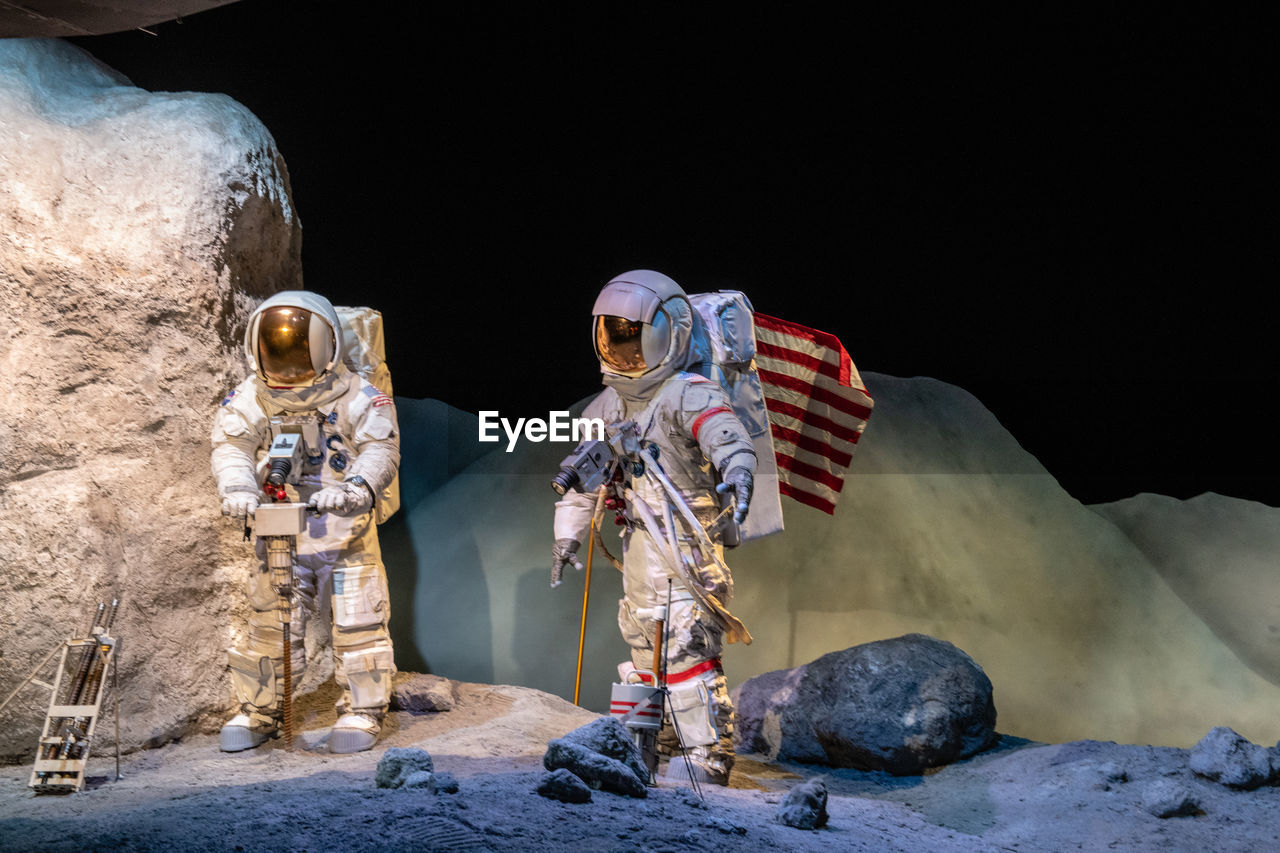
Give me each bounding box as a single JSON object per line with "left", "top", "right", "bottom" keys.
{"left": 0, "top": 39, "right": 300, "bottom": 760}
{"left": 1189, "top": 726, "right": 1279, "bottom": 790}
{"left": 735, "top": 634, "right": 998, "bottom": 775}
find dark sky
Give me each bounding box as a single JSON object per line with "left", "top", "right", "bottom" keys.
{"left": 71, "top": 3, "right": 1276, "bottom": 507}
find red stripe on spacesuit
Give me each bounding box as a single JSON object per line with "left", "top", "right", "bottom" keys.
{"left": 690, "top": 407, "right": 734, "bottom": 441}
{"left": 634, "top": 658, "right": 722, "bottom": 685}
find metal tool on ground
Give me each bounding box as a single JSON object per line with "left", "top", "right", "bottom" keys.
{"left": 18, "top": 598, "right": 123, "bottom": 794}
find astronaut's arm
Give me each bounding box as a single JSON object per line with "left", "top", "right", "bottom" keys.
{"left": 548, "top": 392, "right": 610, "bottom": 585}
{"left": 331, "top": 393, "right": 401, "bottom": 513}
{"left": 210, "top": 409, "right": 264, "bottom": 497}
{"left": 682, "top": 384, "right": 757, "bottom": 522}
{"left": 349, "top": 396, "right": 400, "bottom": 484}
{"left": 211, "top": 406, "right": 266, "bottom": 519}
{"left": 346, "top": 437, "right": 400, "bottom": 495}
{"left": 550, "top": 486, "right": 597, "bottom": 586}
{"left": 550, "top": 390, "right": 613, "bottom": 545}
{"left": 684, "top": 390, "right": 756, "bottom": 481}
{"left": 553, "top": 487, "right": 598, "bottom": 546}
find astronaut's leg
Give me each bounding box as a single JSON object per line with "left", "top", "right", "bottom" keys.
{"left": 657, "top": 599, "right": 735, "bottom": 785}
{"left": 616, "top": 530, "right": 736, "bottom": 784}
{"left": 325, "top": 519, "right": 395, "bottom": 754}
{"left": 664, "top": 671, "right": 735, "bottom": 785}
{"left": 220, "top": 550, "right": 311, "bottom": 752}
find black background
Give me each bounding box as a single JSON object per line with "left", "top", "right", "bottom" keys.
{"left": 71, "top": 3, "right": 1276, "bottom": 506}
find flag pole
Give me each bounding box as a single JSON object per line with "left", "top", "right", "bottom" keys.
{"left": 573, "top": 518, "right": 596, "bottom": 706}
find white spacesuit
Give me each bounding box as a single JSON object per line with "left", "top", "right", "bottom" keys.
{"left": 552, "top": 270, "right": 756, "bottom": 785}
{"left": 211, "top": 291, "right": 399, "bottom": 754}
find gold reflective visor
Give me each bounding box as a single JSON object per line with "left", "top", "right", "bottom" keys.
{"left": 257, "top": 306, "right": 316, "bottom": 385}
{"left": 596, "top": 315, "right": 647, "bottom": 373}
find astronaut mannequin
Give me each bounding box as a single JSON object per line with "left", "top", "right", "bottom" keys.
{"left": 211, "top": 291, "right": 399, "bottom": 754}
{"left": 552, "top": 270, "right": 756, "bottom": 785}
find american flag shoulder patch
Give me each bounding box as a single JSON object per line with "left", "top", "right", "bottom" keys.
{"left": 220, "top": 389, "right": 238, "bottom": 407}
{"left": 361, "top": 384, "right": 394, "bottom": 408}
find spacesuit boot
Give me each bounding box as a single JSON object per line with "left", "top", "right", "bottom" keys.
{"left": 330, "top": 713, "right": 381, "bottom": 754}
{"left": 220, "top": 633, "right": 296, "bottom": 753}
{"left": 219, "top": 711, "right": 281, "bottom": 753}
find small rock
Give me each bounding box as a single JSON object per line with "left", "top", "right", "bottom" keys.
{"left": 543, "top": 717, "right": 649, "bottom": 798}
{"left": 544, "top": 741, "right": 648, "bottom": 798}
{"left": 675, "top": 787, "right": 708, "bottom": 810}
{"left": 537, "top": 768, "right": 592, "bottom": 804}
{"left": 704, "top": 816, "right": 748, "bottom": 835}
{"left": 433, "top": 772, "right": 460, "bottom": 794}
{"left": 776, "top": 778, "right": 829, "bottom": 830}
{"left": 1141, "top": 779, "right": 1202, "bottom": 818}
{"left": 1190, "top": 727, "right": 1277, "bottom": 790}
{"left": 402, "top": 771, "right": 435, "bottom": 789}
{"left": 376, "top": 747, "right": 435, "bottom": 789}
{"left": 1098, "top": 761, "right": 1128, "bottom": 784}
{"left": 391, "top": 672, "right": 456, "bottom": 712}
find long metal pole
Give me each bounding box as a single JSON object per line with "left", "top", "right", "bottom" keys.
{"left": 572, "top": 519, "right": 596, "bottom": 706}
{"left": 113, "top": 637, "right": 121, "bottom": 781}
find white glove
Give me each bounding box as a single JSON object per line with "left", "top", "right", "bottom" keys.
{"left": 716, "top": 466, "right": 754, "bottom": 524}
{"left": 550, "top": 538, "right": 583, "bottom": 588}
{"left": 221, "top": 491, "right": 259, "bottom": 519}
{"left": 310, "top": 483, "right": 373, "bottom": 517}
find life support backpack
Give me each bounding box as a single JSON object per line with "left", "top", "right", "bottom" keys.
{"left": 687, "top": 291, "right": 784, "bottom": 542}
{"left": 334, "top": 305, "right": 400, "bottom": 525}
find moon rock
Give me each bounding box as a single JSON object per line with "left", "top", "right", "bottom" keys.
{"left": 0, "top": 38, "right": 301, "bottom": 760}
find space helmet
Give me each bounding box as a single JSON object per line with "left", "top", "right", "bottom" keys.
{"left": 592, "top": 270, "right": 694, "bottom": 385}
{"left": 243, "top": 291, "right": 343, "bottom": 387}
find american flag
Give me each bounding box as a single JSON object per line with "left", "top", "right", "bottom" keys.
{"left": 753, "top": 312, "right": 874, "bottom": 515}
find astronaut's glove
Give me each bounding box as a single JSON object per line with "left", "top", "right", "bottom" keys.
{"left": 716, "top": 466, "right": 754, "bottom": 524}
{"left": 310, "top": 483, "right": 373, "bottom": 517}
{"left": 221, "top": 491, "right": 260, "bottom": 519}
{"left": 551, "top": 538, "right": 583, "bottom": 588}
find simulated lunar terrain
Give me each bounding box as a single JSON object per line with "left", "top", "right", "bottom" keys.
{"left": 1, "top": 676, "right": 1277, "bottom": 852}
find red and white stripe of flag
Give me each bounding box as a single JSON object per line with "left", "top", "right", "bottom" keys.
{"left": 753, "top": 313, "right": 873, "bottom": 515}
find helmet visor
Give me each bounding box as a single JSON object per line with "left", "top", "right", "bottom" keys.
{"left": 257, "top": 306, "right": 317, "bottom": 385}
{"left": 595, "top": 315, "right": 647, "bottom": 373}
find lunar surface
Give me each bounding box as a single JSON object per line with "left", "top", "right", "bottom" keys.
{"left": 1, "top": 676, "right": 1276, "bottom": 852}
